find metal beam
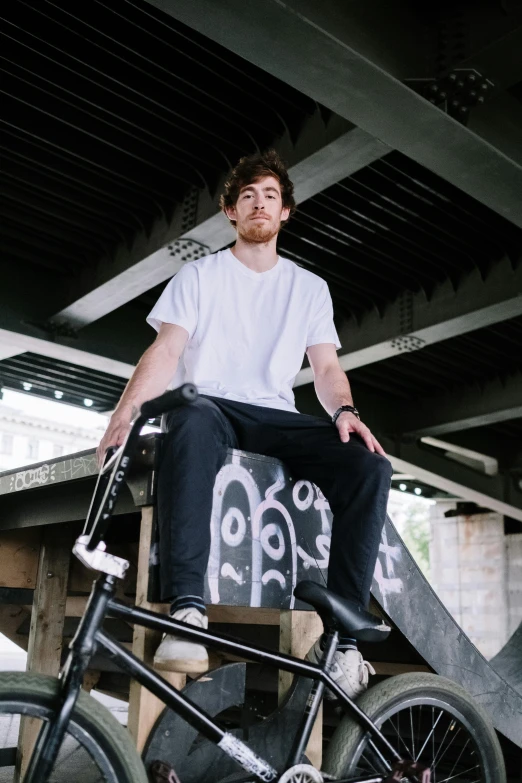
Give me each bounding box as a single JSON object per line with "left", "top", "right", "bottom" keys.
{"left": 52, "top": 116, "right": 389, "bottom": 329}
{"left": 441, "top": 430, "right": 522, "bottom": 474}
{"left": 0, "top": 328, "right": 134, "bottom": 381}
{"left": 382, "top": 436, "right": 522, "bottom": 522}
{"left": 150, "top": 0, "right": 522, "bottom": 229}
{"left": 5, "top": 252, "right": 519, "bottom": 403}
{"left": 295, "top": 256, "right": 522, "bottom": 385}
{"left": 401, "top": 372, "right": 522, "bottom": 437}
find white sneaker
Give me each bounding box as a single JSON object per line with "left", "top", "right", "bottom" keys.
{"left": 153, "top": 607, "right": 209, "bottom": 673}
{"left": 307, "top": 639, "right": 375, "bottom": 700}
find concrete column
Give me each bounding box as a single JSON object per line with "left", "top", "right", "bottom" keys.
{"left": 506, "top": 532, "right": 522, "bottom": 638}
{"left": 429, "top": 501, "right": 508, "bottom": 659}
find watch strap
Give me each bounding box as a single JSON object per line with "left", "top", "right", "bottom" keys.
{"left": 332, "top": 405, "right": 360, "bottom": 425}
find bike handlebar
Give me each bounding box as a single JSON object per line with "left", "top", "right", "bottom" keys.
{"left": 140, "top": 383, "right": 198, "bottom": 418}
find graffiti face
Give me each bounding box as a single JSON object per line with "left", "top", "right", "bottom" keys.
{"left": 203, "top": 450, "right": 403, "bottom": 610}
{"left": 205, "top": 453, "right": 335, "bottom": 609}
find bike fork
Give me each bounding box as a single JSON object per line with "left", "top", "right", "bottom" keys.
{"left": 22, "top": 574, "right": 117, "bottom": 783}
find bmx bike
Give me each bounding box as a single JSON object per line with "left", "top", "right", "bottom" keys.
{"left": 0, "top": 384, "right": 505, "bottom": 783}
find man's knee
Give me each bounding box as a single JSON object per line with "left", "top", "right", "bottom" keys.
{"left": 339, "top": 448, "right": 393, "bottom": 485}
{"left": 164, "top": 397, "right": 221, "bottom": 436}
{"left": 372, "top": 453, "right": 393, "bottom": 483}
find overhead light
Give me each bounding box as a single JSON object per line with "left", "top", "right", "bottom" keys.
{"left": 22, "top": 382, "right": 32, "bottom": 391}
{"left": 83, "top": 398, "right": 94, "bottom": 407}
{"left": 414, "top": 487, "right": 422, "bottom": 496}
{"left": 54, "top": 391, "right": 64, "bottom": 399}
{"left": 399, "top": 483, "right": 407, "bottom": 491}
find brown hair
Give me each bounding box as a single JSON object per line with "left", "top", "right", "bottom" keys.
{"left": 220, "top": 149, "right": 296, "bottom": 227}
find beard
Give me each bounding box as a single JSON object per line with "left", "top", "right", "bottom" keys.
{"left": 237, "top": 218, "right": 280, "bottom": 245}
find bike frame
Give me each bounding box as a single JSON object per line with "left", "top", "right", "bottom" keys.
{"left": 21, "top": 387, "right": 408, "bottom": 783}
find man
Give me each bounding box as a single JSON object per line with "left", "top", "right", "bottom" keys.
{"left": 98, "top": 150, "right": 392, "bottom": 699}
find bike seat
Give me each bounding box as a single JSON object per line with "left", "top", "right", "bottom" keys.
{"left": 294, "top": 581, "right": 391, "bottom": 642}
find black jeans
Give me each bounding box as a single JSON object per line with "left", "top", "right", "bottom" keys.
{"left": 157, "top": 395, "right": 392, "bottom": 609}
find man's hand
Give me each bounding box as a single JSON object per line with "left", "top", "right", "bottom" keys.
{"left": 96, "top": 415, "right": 131, "bottom": 467}
{"left": 335, "top": 412, "right": 386, "bottom": 456}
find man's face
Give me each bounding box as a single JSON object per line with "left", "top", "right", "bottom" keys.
{"left": 226, "top": 175, "right": 291, "bottom": 244}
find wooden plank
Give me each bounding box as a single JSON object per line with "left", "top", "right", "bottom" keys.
{"left": 21, "top": 594, "right": 135, "bottom": 617}
{"left": 208, "top": 605, "right": 280, "bottom": 625}
{"left": 16, "top": 526, "right": 73, "bottom": 781}
{"left": 370, "top": 661, "right": 431, "bottom": 675}
{"left": 82, "top": 670, "right": 101, "bottom": 693}
{"left": 127, "top": 507, "right": 186, "bottom": 752}
{"left": 279, "top": 609, "right": 323, "bottom": 770}
{"left": 0, "top": 528, "right": 41, "bottom": 588}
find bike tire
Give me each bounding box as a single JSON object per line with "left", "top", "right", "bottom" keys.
{"left": 0, "top": 671, "right": 148, "bottom": 783}
{"left": 323, "top": 672, "right": 505, "bottom": 783}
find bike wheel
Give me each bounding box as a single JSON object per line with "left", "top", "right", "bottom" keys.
{"left": 0, "top": 671, "right": 148, "bottom": 782}
{"left": 323, "top": 673, "right": 505, "bottom": 783}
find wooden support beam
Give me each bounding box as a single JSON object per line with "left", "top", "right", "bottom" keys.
{"left": 16, "top": 526, "right": 73, "bottom": 780}
{"left": 128, "top": 507, "right": 186, "bottom": 752}
{"left": 279, "top": 610, "right": 323, "bottom": 770}
{"left": 0, "top": 528, "right": 40, "bottom": 589}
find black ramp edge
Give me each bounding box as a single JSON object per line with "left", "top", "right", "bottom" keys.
{"left": 374, "top": 516, "right": 522, "bottom": 746}
{"left": 490, "top": 623, "right": 522, "bottom": 696}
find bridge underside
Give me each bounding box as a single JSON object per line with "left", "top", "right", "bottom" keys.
{"left": 1, "top": 1, "right": 521, "bottom": 518}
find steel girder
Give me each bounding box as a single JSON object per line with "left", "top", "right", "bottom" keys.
{"left": 381, "top": 436, "right": 522, "bottom": 521}
{"left": 295, "top": 256, "right": 522, "bottom": 385}
{"left": 147, "top": 0, "right": 522, "bottom": 229}
{"left": 1, "top": 253, "right": 520, "bottom": 387}
{"left": 50, "top": 116, "right": 389, "bottom": 329}
{"left": 0, "top": 327, "right": 135, "bottom": 381}
{"left": 401, "top": 372, "right": 522, "bottom": 436}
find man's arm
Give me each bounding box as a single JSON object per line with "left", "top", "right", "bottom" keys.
{"left": 97, "top": 323, "right": 189, "bottom": 464}
{"left": 306, "top": 343, "right": 385, "bottom": 455}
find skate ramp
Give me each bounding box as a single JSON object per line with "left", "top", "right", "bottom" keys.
{"left": 0, "top": 444, "right": 520, "bottom": 746}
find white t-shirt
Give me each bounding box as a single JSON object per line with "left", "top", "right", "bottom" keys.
{"left": 147, "top": 248, "right": 341, "bottom": 413}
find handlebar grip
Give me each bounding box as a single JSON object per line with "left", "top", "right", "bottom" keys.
{"left": 140, "top": 383, "right": 198, "bottom": 418}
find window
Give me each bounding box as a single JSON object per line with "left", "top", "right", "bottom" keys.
{"left": 26, "top": 438, "right": 39, "bottom": 460}
{"left": 52, "top": 443, "right": 64, "bottom": 458}
{"left": 0, "top": 434, "right": 14, "bottom": 455}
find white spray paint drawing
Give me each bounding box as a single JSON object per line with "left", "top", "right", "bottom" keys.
{"left": 373, "top": 525, "right": 403, "bottom": 610}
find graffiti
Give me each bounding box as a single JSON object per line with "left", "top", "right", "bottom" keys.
{"left": 204, "top": 450, "right": 404, "bottom": 611}
{"left": 11, "top": 463, "right": 56, "bottom": 492}
{"left": 2, "top": 453, "right": 98, "bottom": 495}
{"left": 373, "top": 525, "right": 404, "bottom": 610}
{"left": 205, "top": 455, "right": 330, "bottom": 609}
{"left": 61, "top": 454, "right": 98, "bottom": 482}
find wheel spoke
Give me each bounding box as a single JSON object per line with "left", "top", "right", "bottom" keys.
{"left": 432, "top": 707, "right": 436, "bottom": 783}
{"left": 444, "top": 737, "right": 471, "bottom": 781}
{"left": 430, "top": 719, "right": 461, "bottom": 769}
{"left": 436, "top": 763, "right": 481, "bottom": 783}
{"left": 415, "top": 708, "right": 444, "bottom": 762}
{"left": 410, "top": 706, "right": 415, "bottom": 761}
{"left": 386, "top": 713, "right": 415, "bottom": 759}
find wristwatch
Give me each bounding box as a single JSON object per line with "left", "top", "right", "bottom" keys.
{"left": 332, "top": 405, "right": 360, "bottom": 425}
